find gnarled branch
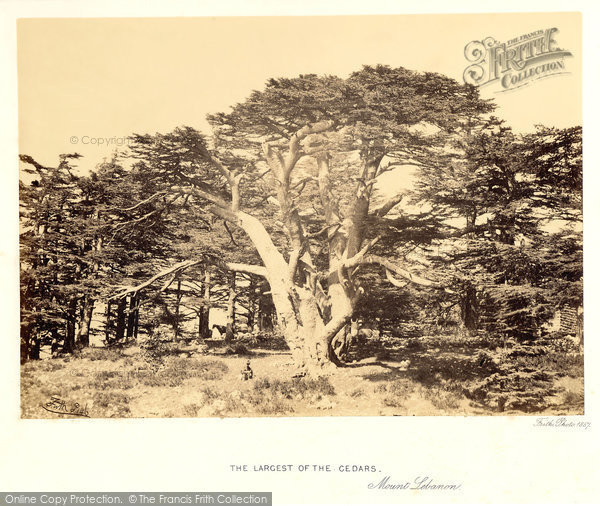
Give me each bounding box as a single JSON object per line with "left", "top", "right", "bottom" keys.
{"left": 360, "top": 254, "right": 455, "bottom": 293}
{"left": 372, "top": 193, "right": 406, "bottom": 217}
{"left": 109, "top": 259, "right": 268, "bottom": 300}
{"left": 117, "top": 191, "right": 167, "bottom": 212}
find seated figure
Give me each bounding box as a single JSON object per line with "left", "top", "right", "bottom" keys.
{"left": 240, "top": 360, "right": 253, "bottom": 380}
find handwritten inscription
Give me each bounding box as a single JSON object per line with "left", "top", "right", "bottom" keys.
{"left": 534, "top": 417, "right": 590, "bottom": 429}
{"left": 229, "top": 464, "right": 462, "bottom": 492}
{"left": 42, "top": 396, "right": 90, "bottom": 417}
{"left": 368, "top": 475, "right": 462, "bottom": 491}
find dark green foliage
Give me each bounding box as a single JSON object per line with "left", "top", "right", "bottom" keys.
{"left": 403, "top": 122, "right": 582, "bottom": 340}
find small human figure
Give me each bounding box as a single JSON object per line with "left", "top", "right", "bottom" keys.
{"left": 240, "top": 360, "right": 253, "bottom": 380}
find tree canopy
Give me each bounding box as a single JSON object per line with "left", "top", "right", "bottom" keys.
{"left": 19, "top": 65, "right": 582, "bottom": 375}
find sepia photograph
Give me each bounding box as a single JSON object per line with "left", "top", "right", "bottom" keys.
{"left": 17, "top": 14, "right": 583, "bottom": 420}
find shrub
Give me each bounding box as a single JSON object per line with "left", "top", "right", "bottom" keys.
{"left": 423, "top": 387, "right": 462, "bottom": 410}
{"left": 377, "top": 380, "right": 415, "bottom": 408}
{"left": 92, "top": 391, "right": 131, "bottom": 417}
{"left": 254, "top": 376, "right": 335, "bottom": 399}
{"left": 562, "top": 390, "right": 584, "bottom": 406}
{"left": 23, "top": 360, "right": 65, "bottom": 373}
{"left": 199, "top": 386, "right": 221, "bottom": 402}
{"left": 140, "top": 329, "right": 171, "bottom": 371}
{"left": 183, "top": 403, "right": 202, "bottom": 417}
{"left": 241, "top": 389, "right": 291, "bottom": 415}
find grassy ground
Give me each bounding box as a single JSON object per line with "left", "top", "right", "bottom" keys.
{"left": 20, "top": 334, "right": 584, "bottom": 418}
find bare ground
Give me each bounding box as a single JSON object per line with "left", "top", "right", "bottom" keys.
{"left": 20, "top": 335, "right": 584, "bottom": 418}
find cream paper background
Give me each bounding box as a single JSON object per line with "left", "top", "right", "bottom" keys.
{"left": 1, "top": 2, "right": 598, "bottom": 504}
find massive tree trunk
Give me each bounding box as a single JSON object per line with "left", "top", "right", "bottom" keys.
{"left": 184, "top": 121, "right": 352, "bottom": 372}
{"left": 233, "top": 139, "right": 374, "bottom": 372}
{"left": 262, "top": 262, "right": 353, "bottom": 374}
{"left": 114, "top": 125, "right": 421, "bottom": 374}
{"left": 327, "top": 273, "right": 355, "bottom": 364}
{"left": 318, "top": 155, "right": 379, "bottom": 363}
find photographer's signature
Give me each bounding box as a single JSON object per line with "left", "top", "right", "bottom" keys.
{"left": 42, "top": 396, "right": 90, "bottom": 417}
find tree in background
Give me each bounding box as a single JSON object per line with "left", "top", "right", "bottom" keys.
{"left": 20, "top": 154, "right": 85, "bottom": 360}
{"left": 409, "top": 123, "right": 582, "bottom": 339}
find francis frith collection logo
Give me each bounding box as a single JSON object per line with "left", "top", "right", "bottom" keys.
{"left": 463, "top": 28, "right": 572, "bottom": 91}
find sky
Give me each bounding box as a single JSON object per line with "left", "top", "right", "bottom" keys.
{"left": 17, "top": 13, "right": 581, "bottom": 174}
